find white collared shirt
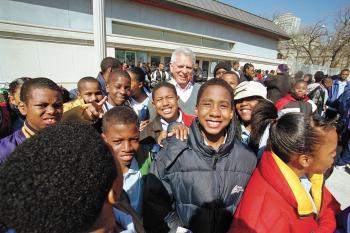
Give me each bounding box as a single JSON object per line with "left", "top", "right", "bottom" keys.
{"left": 169, "top": 78, "right": 193, "bottom": 102}
{"left": 160, "top": 110, "right": 183, "bottom": 131}
{"left": 130, "top": 87, "right": 150, "bottom": 117}
{"left": 123, "top": 158, "right": 143, "bottom": 215}
{"left": 240, "top": 124, "right": 250, "bottom": 145}
{"left": 300, "top": 176, "right": 318, "bottom": 214}
{"left": 102, "top": 101, "right": 115, "bottom": 113}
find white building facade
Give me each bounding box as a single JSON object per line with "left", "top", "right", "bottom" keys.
{"left": 0, "top": 0, "right": 289, "bottom": 88}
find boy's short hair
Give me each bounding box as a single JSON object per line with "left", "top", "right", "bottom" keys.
{"left": 270, "top": 113, "right": 335, "bottom": 163}
{"left": 0, "top": 121, "right": 117, "bottom": 233}
{"left": 314, "top": 71, "right": 325, "bottom": 83}
{"left": 100, "top": 57, "right": 121, "bottom": 73}
{"left": 197, "top": 78, "right": 234, "bottom": 106}
{"left": 108, "top": 69, "right": 131, "bottom": 84}
{"left": 151, "top": 82, "right": 177, "bottom": 100}
{"left": 77, "top": 76, "right": 101, "bottom": 91}
{"left": 20, "top": 77, "right": 62, "bottom": 103}
{"left": 102, "top": 106, "right": 139, "bottom": 133}
{"left": 128, "top": 67, "right": 146, "bottom": 83}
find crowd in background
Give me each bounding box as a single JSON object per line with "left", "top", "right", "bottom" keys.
{"left": 0, "top": 47, "right": 349, "bottom": 233}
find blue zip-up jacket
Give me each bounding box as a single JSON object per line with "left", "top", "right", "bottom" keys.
{"left": 143, "top": 119, "right": 257, "bottom": 233}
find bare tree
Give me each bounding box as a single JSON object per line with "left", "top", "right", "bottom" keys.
{"left": 277, "top": 6, "right": 350, "bottom": 69}
{"left": 278, "top": 21, "right": 328, "bottom": 64}
{"left": 327, "top": 6, "right": 350, "bottom": 68}
{"left": 298, "top": 21, "right": 328, "bottom": 64}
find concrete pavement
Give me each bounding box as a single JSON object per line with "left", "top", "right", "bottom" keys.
{"left": 325, "top": 167, "right": 350, "bottom": 210}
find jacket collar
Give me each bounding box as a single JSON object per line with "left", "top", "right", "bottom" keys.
{"left": 260, "top": 151, "right": 324, "bottom": 216}
{"left": 188, "top": 118, "right": 235, "bottom": 158}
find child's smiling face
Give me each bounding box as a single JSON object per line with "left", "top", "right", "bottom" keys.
{"left": 152, "top": 86, "right": 179, "bottom": 123}
{"left": 106, "top": 75, "right": 131, "bottom": 106}
{"left": 195, "top": 85, "right": 233, "bottom": 140}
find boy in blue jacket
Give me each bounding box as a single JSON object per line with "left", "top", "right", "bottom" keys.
{"left": 143, "top": 79, "right": 257, "bottom": 233}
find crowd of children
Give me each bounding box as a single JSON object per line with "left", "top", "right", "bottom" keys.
{"left": 0, "top": 47, "right": 349, "bottom": 233}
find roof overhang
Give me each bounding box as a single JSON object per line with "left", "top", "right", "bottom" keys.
{"left": 132, "top": 0, "right": 290, "bottom": 41}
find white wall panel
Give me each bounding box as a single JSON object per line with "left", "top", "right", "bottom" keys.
{"left": 0, "top": 38, "right": 97, "bottom": 89}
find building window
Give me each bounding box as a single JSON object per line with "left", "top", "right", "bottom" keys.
{"left": 112, "top": 21, "right": 234, "bottom": 51}
{"left": 203, "top": 38, "right": 232, "bottom": 50}
{"left": 116, "top": 49, "right": 126, "bottom": 63}
{"left": 136, "top": 52, "right": 148, "bottom": 65}
{"left": 164, "top": 57, "right": 171, "bottom": 66}
{"left": 126, "top": 51, "right": 136, "bottom": 66}
{"left": 116, "top": 50, "right": 148, "bottom": 66}
{"left": 112, "top": 23, "right": 162, "bottom": 41}
{"left": 163, "top": 31, "right": 202, "bottom": 46}
{"left": 150, "top": 56, "right": 161, "bottom": 67}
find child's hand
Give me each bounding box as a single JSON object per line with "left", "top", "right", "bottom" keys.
{"left": 168, "top": 124, "right": 190, "bottom": 141}
{"left": 139, "top": 120, "right": 150, "bottom": 132}
{"left": 84, "top": 96, "right": 107, "bottom": 121}
{"left": 157, "top": 131, "right": 168, "bottom": 146}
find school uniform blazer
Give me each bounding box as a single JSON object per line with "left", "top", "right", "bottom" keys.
{"left": 140, "top": 109, "right": 195, "bottom": 145}
{"left": 0, "top": 121, "right": 35, "bottom": 165}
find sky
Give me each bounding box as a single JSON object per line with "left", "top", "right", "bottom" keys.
{"left": 221, "top": 0, "right": 349, "bottom": 29}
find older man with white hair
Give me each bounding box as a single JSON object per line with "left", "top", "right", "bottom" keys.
{"left": 148, "top": 47, "right": 201, "bottom": 120}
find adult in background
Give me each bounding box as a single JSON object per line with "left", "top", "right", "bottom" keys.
{"left": 303, "top": 73, "right": 313, "bottom": 85}
{"left": 232, "top": 60, "right": 243, "bottom": 79}
{"left": 193, "top": 63, "right": 205, "bottom": 83}
{"left": 334, "top": 69, "right": 350, "bottom": 168}
{"left": 97, "top": 57, "right": 122, "bottom": 96}
{"left": 213, "top": 61, "right": 232, "bottom": 79}
{"left": 264, "top": 64, "right": 292, "bottom": 103}
{"left": 148, "top": 47, "right": 200, "bottom": 119}
{"left": 150, "top": 63, "right": 170, "bottom": 88}
{"left": 307, "top": 71, "right": 333, "bottom": 118}
{"left": 241, "top": 63, "right": 255, "bottom": 82}
{"left": 326, "top": 69, "right": 350, "bottom": 119}
{"left": 255, "top": 69, "right": 262, "bottom": 81}
{"left": 293, "top": 71, "right": 304, "bottom": 82}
